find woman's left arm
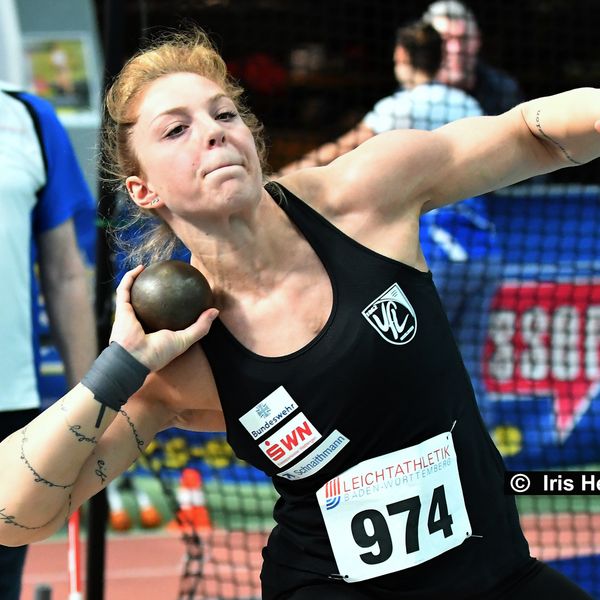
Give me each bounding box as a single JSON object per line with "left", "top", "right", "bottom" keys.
{"left": 522, "top": 87, "right": 600, "bottom": 167}
{"left": 421, "top": 87, "right": 600, "bottom": 211}
{"left": 310, "top": 87, "right": 600, "bottom": 219}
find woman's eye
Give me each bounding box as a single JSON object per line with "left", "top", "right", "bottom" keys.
{"left": 165, "top": 124, "right": 187, "bottom": 138}
{"left": 216, "top": 111, "right": 237, "bottom": 121}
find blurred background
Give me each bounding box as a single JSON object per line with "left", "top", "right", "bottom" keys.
{"left": 3, "top": 0, "right": 600, "bottom": 598}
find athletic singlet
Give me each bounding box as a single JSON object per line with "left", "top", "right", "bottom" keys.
{"left": 201, "top": 182, "right": 531, "bottom": 597}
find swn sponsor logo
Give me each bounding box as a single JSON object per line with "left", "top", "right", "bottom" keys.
{"left": 324, "top": 477, "right": 341, "bottom": 510}
{"left": 484, "top": 281, "right": 600, "bottom": 441}
{"left": 259, "top": 413, "right": 321, "bottom": 467}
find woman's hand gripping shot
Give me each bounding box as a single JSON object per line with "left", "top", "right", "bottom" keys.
{"left": 0, "top": 265, "right": 219, "bottom": 547}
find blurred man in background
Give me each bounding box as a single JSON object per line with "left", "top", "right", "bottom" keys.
{"left": 278, "top": 20, "right": 483, "bottom": 167}
{"left": 423, "top": 0, "right": 524, "bottom": 115}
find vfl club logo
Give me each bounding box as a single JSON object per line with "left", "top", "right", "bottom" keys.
{"left": 362, "top": 283, "right": 417, "bottom": 345}
{"left": 324, "top": 477, "right": 341, "bottom": 510}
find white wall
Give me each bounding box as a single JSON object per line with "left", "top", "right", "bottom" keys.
{"left": 0, "top": 0, "right": 26, "bottom": 86}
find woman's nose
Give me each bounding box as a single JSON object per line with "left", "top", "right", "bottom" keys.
{"left": 208, "top": 132, "right": 226, "bottom": 147}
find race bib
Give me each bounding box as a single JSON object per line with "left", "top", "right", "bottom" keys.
{"left": 316, "top": 431, "right": 471, "bottom": 582}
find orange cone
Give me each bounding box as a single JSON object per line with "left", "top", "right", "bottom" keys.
{"left": 133, "top": 485, "right": 162, "bottom": 529}
{"left": 168, "top": 468, "right": 211, "bottom": 531}
{"left": 107, "top": 480, "right": 132, "bottom": 532}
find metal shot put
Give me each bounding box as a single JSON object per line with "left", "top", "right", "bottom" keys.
{"left": 130, "top": 261, "right": 213, "bottom": 332}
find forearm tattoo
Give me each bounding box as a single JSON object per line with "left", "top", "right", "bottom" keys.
{"left": 535, "top": 109, "right": 582, "bottom": 165}
{"left": 0, "top": 494, "right": 72, "bottom": 532}
{"left": 69, "top": 426, "right": 98, "bottom": 445}
{"left": 119, "top": 409, "right": 145, "bottom": 455}
{"left": 20, "top": 428, "right": 76, "bottom": 489}
{"left": 0, "top": 507, "right": 46, "bottom": 530}
{"left": 95, "top": 459, "right": 108, "bottom": 486}
{"left": 60, "top": 398, "right": 98, "bottom": 445}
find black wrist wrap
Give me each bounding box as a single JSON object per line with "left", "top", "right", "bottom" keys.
{"left": 81, "top": 342, "right": 150, "bottom": 411}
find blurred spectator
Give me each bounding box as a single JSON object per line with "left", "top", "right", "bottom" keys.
{"left": 0, "top": 83, "right": 97, "bottom": 600}
{"left": 423, "top": 0, "right": 524, "bottom": 115}
{"left": 279, "top": 21, "right": 483, "bottom": 170}
{"left": 364, "top": 21, "right": 483, "bottom": 132}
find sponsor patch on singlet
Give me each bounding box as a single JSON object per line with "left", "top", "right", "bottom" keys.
{"left": 239, "top": 386, "right": 298, "bottom": 440}
{"left": 277, "top": 430, "right": 350, "bottom": 481}
{"left": 259, "top": 412, "right": 322, "bottom": 467}
{"left": 362, "top": 283, "right": 417, "bottom": 345}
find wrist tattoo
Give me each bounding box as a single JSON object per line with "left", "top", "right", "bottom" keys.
{"left": 535, "top": 109, "right": 582, "bottom": 165}
{"left": 95, "top": 459, "right": 108, "bottom": 486}
{"left": 60, "top": 399, "right": 98, "bottom": 445}
{"left": 119, "top": 409, "right": 145, "bottom": 454}
{"left": 20, "top": 429, "right": 76, "bottom": 489}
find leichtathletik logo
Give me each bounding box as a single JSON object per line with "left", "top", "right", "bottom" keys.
{"left": 324, "top": 477, "right": 341, "bottom": 510}
{"left": 362, "top": 283, "right": 417, "bottom": 345}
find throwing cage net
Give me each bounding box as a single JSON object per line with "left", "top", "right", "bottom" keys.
{"left": 89, "top": 0, "right": 600, "bottom": 598}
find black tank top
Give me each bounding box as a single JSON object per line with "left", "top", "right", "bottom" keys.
{"left": 201, "top": 182, "right": 530, "bottom": 597}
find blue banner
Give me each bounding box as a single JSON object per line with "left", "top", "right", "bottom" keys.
{"left": 481, "top": 187, "right": 600, "bottom": 470}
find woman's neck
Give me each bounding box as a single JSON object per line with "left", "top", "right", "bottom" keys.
{"left": 174, "top": 188, "right": 301, "bottom": 297}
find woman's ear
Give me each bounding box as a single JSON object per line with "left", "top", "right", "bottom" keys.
{"left": 125, "top": 176, "right": 161, "bottom": 209}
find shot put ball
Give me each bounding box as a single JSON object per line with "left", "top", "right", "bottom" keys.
{"left": 130, "top": 260, "right": 213, "bottom": 332}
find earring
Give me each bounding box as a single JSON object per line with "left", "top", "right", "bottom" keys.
{"left": 149, "top": 198, "right": 160, "bottom": 206}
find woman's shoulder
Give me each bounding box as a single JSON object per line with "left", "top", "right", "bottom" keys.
{"left": 273, "top": 168, "right": 338, "bottom": 213}
{"left": 273, "top": 130, "right": 428, "bottom": 216}
{"left": 273, "top": 165, "right": 374, "bottom": 222}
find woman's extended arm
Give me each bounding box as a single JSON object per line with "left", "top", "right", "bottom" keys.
{"left": 0, "top": 266, "right": 218, "bottom": 547}
{"left": 307, "top": 87, "right": 600, "bottom": 219}
{"left": 420, "top": 87, "right": 600, "bottom": 209}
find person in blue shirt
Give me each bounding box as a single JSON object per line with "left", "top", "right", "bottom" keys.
{"left": 0, "top": 84, "right": 97, "bottom": 600}
{"left": 279, "top": 20, "right": 483, "bottom": 168}
{"left": 364, "top": 23, "right": 483, "bottom": 132}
